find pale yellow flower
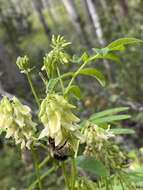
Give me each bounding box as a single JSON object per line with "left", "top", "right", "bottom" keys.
{"left": 0, "top": 96, "right": 36, "bottom": 149}
{"left": 39, "top": 94, "right": 81, "bottom": 149}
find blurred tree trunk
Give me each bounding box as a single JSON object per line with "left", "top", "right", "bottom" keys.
{"left": 9, "top": 0, "right": 32, "bottom": 36}
{"left": 0, "top": 5, "right": 20, "bottom": 55}
{"left": 44, "top": 0, "right": 60, "bottom": 24}
{"left": 62, "top": 0, "right": 90, "bottom": 46}
{"left": 99, "top": 0, "right": 110, "bottom": 20}
{"left": 0, "top": 43, "right": 24, "bottom": 93}
{"left": 85, "top": 0, "right": 104, "bottom": 46}
{"left": 32, "top": 0, "right": 52, "bottom": 38}
{"left": 85, "top": 0, "right": 113, "bottom": 83}
{"left": 119, "top": 0, "right": 129, "bottom": 16}
{"left": 81, "top": 0, "right": 96, "bottom": 36}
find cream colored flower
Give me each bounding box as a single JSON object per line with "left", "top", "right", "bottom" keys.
{"left": 84, "top": 124, "right": 114, "bottom": 153}
{"left": 83, "top": 124, "right": 128, "bottom": 170}
{"left": 0, "top": 96, "right": 36, "bottom": 149}
{"left": 39, "top": 94, "right": 81, "bottom": 149}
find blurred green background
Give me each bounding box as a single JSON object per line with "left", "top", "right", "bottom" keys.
{"left": 0, "top": 0, "right": 143, "bottom": 189}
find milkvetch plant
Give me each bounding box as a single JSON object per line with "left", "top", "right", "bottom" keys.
{"left": 0, "top": 35, "right": 142, "bottom": 190}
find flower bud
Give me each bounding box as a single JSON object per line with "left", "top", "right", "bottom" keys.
{"left": 16, "top": 55, "right": 30, "bottom": 73}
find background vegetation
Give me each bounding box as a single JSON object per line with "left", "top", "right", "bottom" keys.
{"left": 0, "top": 0, "right": 143, "bottom": 189}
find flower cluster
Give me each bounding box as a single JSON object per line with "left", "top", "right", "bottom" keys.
{"left": 42, "top": 35, "right": 70, "bottom": 78}
{"left": 84, "top": 124, "right": 127, "bottom": 171}
{"left": 39, "top": 94, "right": 81, "bottom": 150}
{"left": 84, "top": 124, "right": 114, "bottom": 154}
{"left": 0, "top": 96, "right": 36, "bottom": 149}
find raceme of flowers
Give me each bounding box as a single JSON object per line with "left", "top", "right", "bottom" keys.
{"left": 0, "top": 96, "right": 37, "bottom": 149}
{"left": 42, "top": 35, "right": 70, "bottom": 78}
{"left": 38, "top": 93, "right": 81, "bottom": 150}
{"left": 84, "top": 124, "right": 127, "bottom": 171}
{"left": 84, "top": 124, "right": 114, "bottom": 153}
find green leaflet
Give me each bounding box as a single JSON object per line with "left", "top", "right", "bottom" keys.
{"left": 89, "top": 114, "right": 131, "bottom": 124}
{"left": 67, "top": 85, "right": 82, "bottom": 100}
{"left": 76, "top": 155, "right": 109, "bottom": 177}
{"left": 110, "top": 128, "right": 135, "bottom": 135}
{"left": 107, "top": 37, "right": 143, "bottom": 51}
{"left": 79, "top": 67, "right": 106, "bottom": 87}
{"left": 90, "top": 107, "right": 129, "bottom": 120}
{"left": 89, "top": 38, "right": 142, "bottom": 64}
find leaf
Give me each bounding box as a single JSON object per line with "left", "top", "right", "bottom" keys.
{"left": 90, "top": 107, "right": 129, "bottom": 120}
{"left": 83, "top": 38, "right": 142, "bottom": 65}
{"left": 76, "top": 155, "right": 109, "bottom": 177}
{"left": 102, "top": 52, "right": 121, "bottom": 63}
{"left": 110, "top": 128, "right": 135, "bottom": 135}
{"left": 90, "top": 114, "right": 131, "bottom": 124}
{"left": 107, "top": 37, "right": 142, "bottom": 51}
{"left": 79, "top": 67, "right": 106, "bottom": 87}
{"left": 47, "top": 78, "right": 59, "bottom": 92}
{"left": 72, "top": 55, "right": 80, "bottom": 63}
{"left": 61, "top": 72, "right": 74, "bottom": 78}
{"left": 94, "top": 47, "right": 109, "bottom": 56}
{"left": 68, "top": 85, "right": 82, "bottom": 100}
{"left": 91, "top": 51, "right": 121, "bottom": 63}
{"left": 80, "top": 52, "right": 89, "bottom": 62}
{"left": 128, "top": 169, "right": 143, "bottom": 187}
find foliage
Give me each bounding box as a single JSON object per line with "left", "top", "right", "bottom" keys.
{"left": 0, "top": 35, "right": 142, "bottom": 190}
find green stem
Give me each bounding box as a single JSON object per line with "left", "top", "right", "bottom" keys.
{"left": 64, "top": 54, "right": 98, "bottom": 95}
{"left": 71, "top": 158, "right": 77, "bottom": 190}
{"left": 38, "top": 142, "right": 49, "bottom": 151}
{"left": 39, "top": 155, "right": 50, "bottom": 169}
{"left": 57, "top": 67, "right": 64, "bottom": 94}
{"left": 28, "top": 166, "right": 55, "bottom": 190}
{"left": 64, "top": 62, "right": 86, "bottom": 95}
{"left": 61, "top": 162, "right": 70, "bottom": 190}
{"left": 26, "top": 72, "right": 40, "bottom": 107}
{"left": 31, "top": 146, "right": 43, "bottom": 190}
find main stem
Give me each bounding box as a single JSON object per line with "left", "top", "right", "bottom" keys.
{"left": 26, "top": 73, "right": 43, "bottom": 189}
{"left": 61, "top": 162, "right": 70, "bottom": 190}
{"left": 31, "top": 146, "right": 43, "bottom": 190}
{"left": 71, "top": 158, "right": 77, "bottom": 190}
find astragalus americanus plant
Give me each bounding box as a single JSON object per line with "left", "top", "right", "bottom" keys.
{"left": 0, "top": 36, "right": 142, "bottom": 190}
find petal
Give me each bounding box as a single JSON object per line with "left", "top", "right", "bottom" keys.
{"left": 63, "top": 112, "right": 80, "bottom": 123}
{"left": 49, "top": 111, "right": 61, "bottom": 138}
{"left": 21, "top": 140, "right": 25, "bottom": 149}
{"left": 55, "top": 130, "right": 63, "bottom": 146}
{"left": 39, "top": 126, "right": 49, "bottom": 139}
